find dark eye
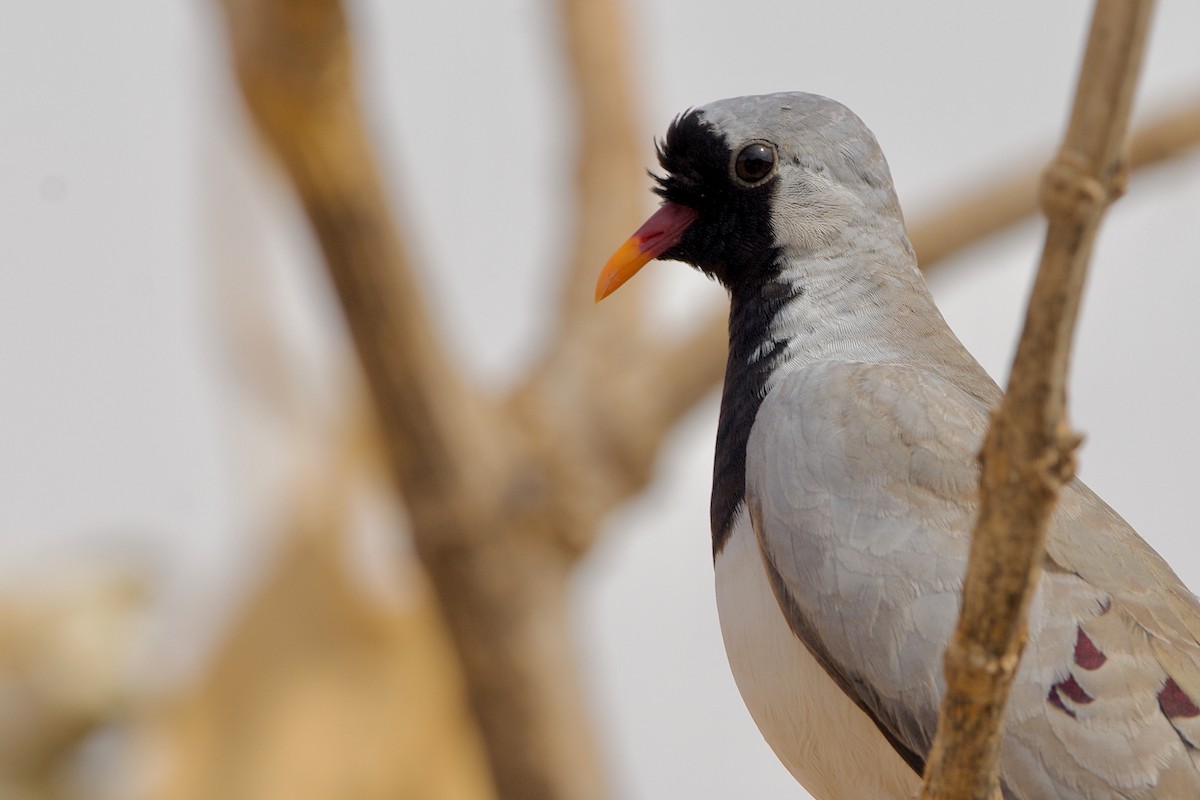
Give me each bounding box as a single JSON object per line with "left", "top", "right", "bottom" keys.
{"left": 734, "top": 142, "right": 775, "bottom": 185}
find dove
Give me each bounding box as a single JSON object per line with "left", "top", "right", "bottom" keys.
{"left": 596, "top": 92, "right": 1200, "bottom": 799}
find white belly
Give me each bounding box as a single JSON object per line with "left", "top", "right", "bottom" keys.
{"left": 714, "top": 514, "right": 920, "bottom": 800}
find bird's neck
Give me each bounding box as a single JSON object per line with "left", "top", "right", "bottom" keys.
{"left": 711, "top": 235, "right": 990, "bottom": 555}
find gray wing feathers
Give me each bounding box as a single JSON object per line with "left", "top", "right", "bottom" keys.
{"left": 745, "top": 361, "right": 1200, "bottom": 798}
{"left": 747, "top": 363, "right": 983, "bottom": 758}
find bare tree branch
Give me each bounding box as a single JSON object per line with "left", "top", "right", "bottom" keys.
{"left": 214, "top": 3, "right": 609, "bottom": 799}
{"left": 216, "top": 0, "right": 507, "bottom": 530}
{"left": 919, "top": 2, "right": 1156, "bottom": 798}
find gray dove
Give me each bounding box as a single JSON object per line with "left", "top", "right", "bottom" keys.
{"left": 596, "top": 92, "right": 1200, "bottom": 799}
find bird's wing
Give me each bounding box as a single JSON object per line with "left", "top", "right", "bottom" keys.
{"left": 744, "top": 360, "right": 1200, "bottom": 797}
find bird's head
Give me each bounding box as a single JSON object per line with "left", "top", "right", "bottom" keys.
{"left": 596, "top": 92, "right": 904, "bottom": 301}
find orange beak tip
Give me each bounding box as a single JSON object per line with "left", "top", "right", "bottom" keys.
{"left": 594, "top": 236, "right": 650, "bottom": 303}
{"left": 594, "top": 203, "right": 698, "bottom": 303}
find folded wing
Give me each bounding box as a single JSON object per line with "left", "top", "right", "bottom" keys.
{"left": 745, "top": 361, "right": 1200, "bottom": 798}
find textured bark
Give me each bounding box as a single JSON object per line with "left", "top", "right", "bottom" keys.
{"left": 919, "top": 2, "right": 1156, "bottom": 799}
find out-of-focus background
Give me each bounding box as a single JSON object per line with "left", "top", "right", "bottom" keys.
{"left": 1, "top": 2, "right": 1198, "bottom": 798}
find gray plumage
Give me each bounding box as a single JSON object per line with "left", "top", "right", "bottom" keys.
{"left": 624, "top": 92, "right": 1200, "bottom": 798}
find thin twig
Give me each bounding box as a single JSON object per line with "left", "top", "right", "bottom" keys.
{"left": 919, "top": 2, "right": 1156, "bottom": 798}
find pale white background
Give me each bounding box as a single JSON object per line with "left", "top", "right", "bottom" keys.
{"left": 1, "top": 2, "right": 1199, "bottom": 798}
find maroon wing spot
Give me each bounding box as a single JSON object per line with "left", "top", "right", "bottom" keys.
{"left": 1074, "top": 627, "right": 1107, "bottom": 670}
{"left": 1048, "top": 685, "right": 1076, "bottom": 718}
{"left": 1056, "top": 674, "right": 1094, "bottom": 705}
{"left": 1048, "top": 673, "right": 1094, "bottom": 717}
{"left": 1159, "top": 678, "right": 1200, "bottom": 719}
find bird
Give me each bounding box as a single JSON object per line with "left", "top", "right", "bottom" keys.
{"left": 595, "top": 92, "right": 1200, "bottom": 799}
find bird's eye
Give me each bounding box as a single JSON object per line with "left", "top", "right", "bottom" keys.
{"left": 734, "top": 142, "right": 776, "bottom": 185}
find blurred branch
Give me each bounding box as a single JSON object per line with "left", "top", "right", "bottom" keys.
{"left": 913, "top": 98, "right": 1200, "bottom": 271}
{"left": 503, "top": 0, "right": 668, "bottom": 556}
{"left": 153, "top": 413, "right": 495, "bottom": 800}
{"left": 920, "top": 2, "right": 1155, "bottom": 798}
{"left": 0, "top": 575, "right": 143, "bottom": 793}
{"left": 554, "top": 0, "right": 647, "bottom": 331}
{"left": 214, "top": 2, "right": 610, "bottom": 799}
{"left": 646, "top": 95, "right": 1200, "bottom": 433}
{"left": 215, "top": 0, "right": 503, "bottom": 536}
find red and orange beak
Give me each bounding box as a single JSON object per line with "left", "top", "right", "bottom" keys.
{"left": 595, "top": 202, "right": 698, "bottom": 302}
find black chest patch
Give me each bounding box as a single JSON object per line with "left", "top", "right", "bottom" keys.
{"left": 650, "top": 107, "right": 795, "bottom": 555}
{"left": 711, "top": 278, "right": 802, "bottom": 555}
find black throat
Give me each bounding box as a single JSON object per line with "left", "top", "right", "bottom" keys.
{"left": 711, "top": 274, "right": 802, "bottom": 556}
{"left": 650, "top": 108, "right": 795, "bottom": 555}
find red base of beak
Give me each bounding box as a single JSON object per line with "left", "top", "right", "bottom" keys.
{"left": 595, "top": 202, "right": 697, "bottom": 301}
